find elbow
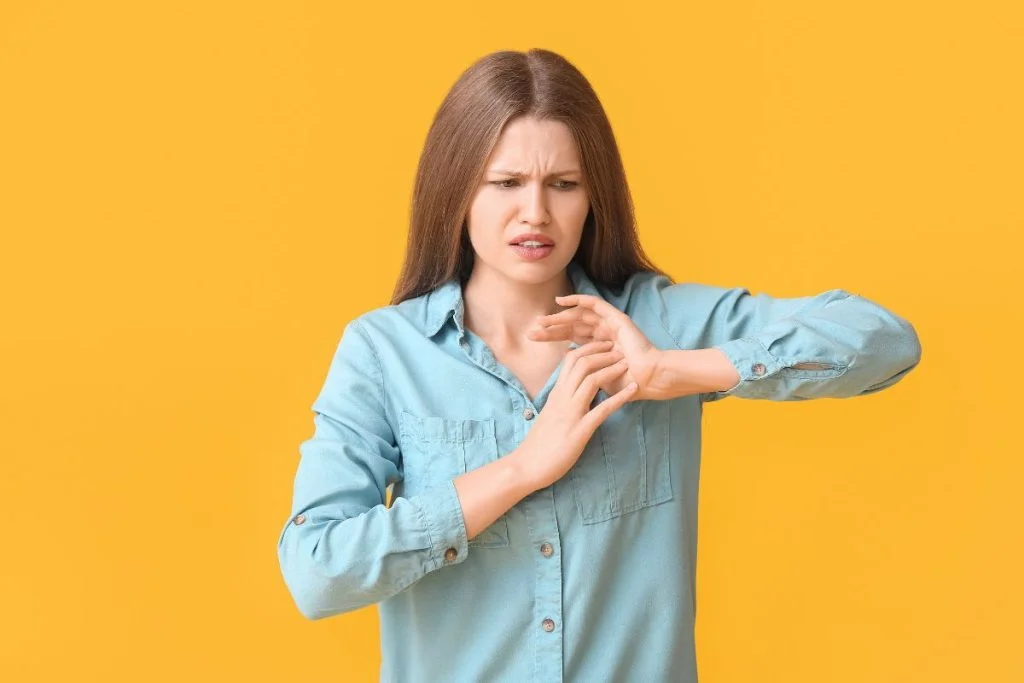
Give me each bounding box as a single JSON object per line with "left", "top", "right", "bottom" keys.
{"left": 279, "top": 553, "right": 353, "bottom": 621}
{"left": 857, "top": 318, "right": 922, "bottom": 396}
{"left": 277, "top": 525, "right": 355, "bottom": 621}
{"left": 283, "top": 566, "right": 329, "bottom": 621}
{"left": 871, "top": 296, "right": 923, "bottom": 376}
{"left": 278, "top": 551, "right": 335, "bottom": 621}
{"left": 292, "top": 593, "right": 335, "bottom": 622}
{"left": 288, "top": 588, "right": 330, "bottom": 621}
{"left": 897, "top": 316, "right": 923, "bottom": 374}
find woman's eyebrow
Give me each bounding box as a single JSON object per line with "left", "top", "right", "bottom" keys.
{"left": 489, "top": 168, "right": 581, "bottom": 177}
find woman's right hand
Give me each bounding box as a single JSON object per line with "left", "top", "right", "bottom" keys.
{"left": 510, "top": 340, "right": 638, "bottom": 492}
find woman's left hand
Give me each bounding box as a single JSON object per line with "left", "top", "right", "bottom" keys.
{"left": 527, "top": 294, "right": 664, "bottom": 402}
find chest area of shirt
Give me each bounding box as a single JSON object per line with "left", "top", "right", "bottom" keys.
{"left": 487, "top": 344, "right": 568, "bottom": 404}
{"left": 383, "top": 334, "right": 694, "bottom": 533}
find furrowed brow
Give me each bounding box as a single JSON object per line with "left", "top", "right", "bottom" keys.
{"left": 490, "top": 168, "right": 581, "bottom": 177}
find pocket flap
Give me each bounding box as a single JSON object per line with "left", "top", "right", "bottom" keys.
{"left": 399, "top": 411, "right": 495, "bottom": 443}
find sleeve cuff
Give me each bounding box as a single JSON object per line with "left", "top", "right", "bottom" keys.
{"left": 708, "top": 337, "right": 784, "bottom": 398}
{"left": 415, "top": 478, "right": 470, "bottom": 570}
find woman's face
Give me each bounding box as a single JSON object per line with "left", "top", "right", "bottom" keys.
{"left": 466, "top": 116, "right": 590, "bottom": 286}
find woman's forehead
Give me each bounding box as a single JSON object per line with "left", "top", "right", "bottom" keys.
{"left": 487, "top": 118, "right": 581, "bottom": 169}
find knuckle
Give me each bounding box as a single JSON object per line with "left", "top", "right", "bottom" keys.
{"left": 600, "top": 359, "right": 621, "bottom": 373}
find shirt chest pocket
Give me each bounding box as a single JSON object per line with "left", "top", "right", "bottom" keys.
{"left": 395, "top": 411, "right": 510, "bottom": 548}
{"left": 569, "top": 399, "right": 674, "bottom": 524}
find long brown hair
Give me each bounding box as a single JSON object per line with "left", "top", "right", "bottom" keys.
{"left": 390, "top": 48, "right": 670, "bottom": 305}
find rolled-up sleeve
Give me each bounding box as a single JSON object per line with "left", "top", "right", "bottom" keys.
{"left": 277, "top": 318, "right": 469, "bottom": 620}
{"left": 647, "top": 278, "right": 922, "bottom": 402}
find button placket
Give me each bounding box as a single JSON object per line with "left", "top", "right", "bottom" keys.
{"left": 522, "top": 486, "right": 563, "bottom": 667}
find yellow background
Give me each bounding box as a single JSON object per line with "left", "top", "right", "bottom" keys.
{"left": 1, "top": 1, "right": 1020, "bottom": 681}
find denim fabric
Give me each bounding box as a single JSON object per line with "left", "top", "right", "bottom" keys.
{"left": 277, "top": 261, "right": 921, "bottom": 682}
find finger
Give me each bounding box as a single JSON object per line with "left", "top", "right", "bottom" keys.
{"left": 580, "top": 381, "right": 639, "bottom": 433}
{"left": 561, "top": 350, "right": 624, "bottom": 394}
{"left": 537, "top": 308, "right": 603, "bottom": 327}
{"left": 560, "top": 340, "right": 614, "bottom": 375}
{"left": 528, "top": 322, "right": 595, "bottom": 343}
{"left": 553, "top": 294, "right": 626, "bottom": 321}
{"left": 569, "top": 356, "right": 628, "bottom": 400}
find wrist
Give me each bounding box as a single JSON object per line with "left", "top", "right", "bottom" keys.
{"left": 650, "top": 348, "right": 741, "bottom": 400}
{"left": 502, "top": 445, "right": 547, "bottom": 496}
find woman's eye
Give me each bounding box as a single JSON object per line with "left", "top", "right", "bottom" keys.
{"left": 491, "top": 179, "right": 579, "bottom": 190}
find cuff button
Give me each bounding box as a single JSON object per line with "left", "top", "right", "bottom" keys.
{"left": 751, "top": 363, "right": 767, "bottom": 376}
{"left": 293, "top": 514, "right": 306, "bottom": 525}
{"left": 444, "top": 547, "right": 458, "bottom": 562}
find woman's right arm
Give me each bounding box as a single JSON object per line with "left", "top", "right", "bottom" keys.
{"left": 277, "top": 319, "right": 457, "bottom": 619}
{"left": 455, "top": 341, "right": 636, "bottom": 539}
{"left": 277, "top": 322, "right": 631, "bottom": 620}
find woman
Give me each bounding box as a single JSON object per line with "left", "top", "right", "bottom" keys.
{"left": 277, "top": 49, "right": 921, "bottom": 682}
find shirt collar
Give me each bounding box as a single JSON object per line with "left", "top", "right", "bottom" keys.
{"left": 422, "top": 260, "right": 602, "bottom": 338}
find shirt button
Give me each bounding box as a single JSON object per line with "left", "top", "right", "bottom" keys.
{"left": 522, "top": 408, "right": 535, "bottom": 420}
{"left": 751, "top": 363, "right": 767, "bottom": 376}
{"left": 542, "top": 618, "right": 555, "bottom": 632}
{"left": 539, "top": 542, "right": 554, "bottom": 557}
{"left": 293, "top": 514, "right": 306, "bottom": 525}
{"left": 444, "top": 547, "right": 458, "bottom": 563}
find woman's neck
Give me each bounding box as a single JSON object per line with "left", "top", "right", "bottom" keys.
{"left": 461, "top": 265, "right": 574, "bottom": 346}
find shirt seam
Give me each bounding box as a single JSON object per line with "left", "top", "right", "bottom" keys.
{"left": 650, "top": 280, "right": 687, "bottom": 353}
{"left": 351, "top": 317, "right": 392, "bottom": 427}
{"left": 649, "top": 281, "right": 704, "bottom": 404}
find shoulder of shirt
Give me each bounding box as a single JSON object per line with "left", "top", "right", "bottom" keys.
{"left": 597, "top": 269, "right": 675, "bottom": 313}
{"left": 343, "top": 289, "right": 436, "bottom": 340}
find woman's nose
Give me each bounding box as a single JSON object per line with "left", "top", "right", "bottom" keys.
{"left": 518, "top": 183, "right": 550, "bottom": 225}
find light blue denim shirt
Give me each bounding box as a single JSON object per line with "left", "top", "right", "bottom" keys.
{"left": 277, "top": 261, "right": 922, "bottom": 682}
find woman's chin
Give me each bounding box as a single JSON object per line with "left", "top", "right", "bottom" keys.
{"left": 469, "top": 254, "right": 570, "bottom": 287}
{"left": 506, "top": 258, "right": 570, "bottom": 282}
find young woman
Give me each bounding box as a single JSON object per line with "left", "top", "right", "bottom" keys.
{"left": 277, "top": 49, "right": 922, "bottom": 682}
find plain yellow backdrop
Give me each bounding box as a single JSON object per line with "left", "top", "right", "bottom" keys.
{"left": 1, "top": 1, "right": 1021, "bottom": 681}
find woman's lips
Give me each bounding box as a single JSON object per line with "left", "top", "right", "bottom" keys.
{"left": 510, "top": 243, "right": 555, "bottom": 260}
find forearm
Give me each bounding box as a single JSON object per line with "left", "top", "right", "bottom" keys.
{"left": 648, "top": 348, "right": 740, "bottom": 400}
{"left": 278, "top": 485, "right": 467, "bottom": 619}
{"left": 452, "top": 448, "right": 538, "bottom": 540}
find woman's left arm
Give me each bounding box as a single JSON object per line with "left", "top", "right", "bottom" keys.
{"left": 531, "top": 276, "right": 923, "bottom": 403}
{"left": 648, "top": 280, "right": 923, "bottom": 403}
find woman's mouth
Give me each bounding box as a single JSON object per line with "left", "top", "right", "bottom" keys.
{"left": 509, "top": 235, "right": 555, "bottom": 261}
{"left": 510, "top": 240, "right": 555, "bottom": 260}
